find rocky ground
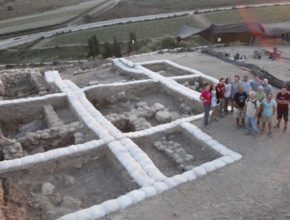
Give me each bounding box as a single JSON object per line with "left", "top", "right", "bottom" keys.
{"left": 101, "top": 46, "right": 290, "bottom": 220}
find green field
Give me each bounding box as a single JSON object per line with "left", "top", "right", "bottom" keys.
{"left": 0, "top": 0, "right": 105, "bottom": 34}
{"left": 92, "top": 0, "right": 289, "bottom": 21}
{"left": 44, "top": 16, "right": 200, "bottom": 47}
{"left": 205, "top": 5, "right": 290, "bottom": 24}
{"left": 43, "top": 5, "right": 290, "bottom": 48}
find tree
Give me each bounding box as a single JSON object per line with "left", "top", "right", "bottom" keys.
{"left": 127, "top": 32, "right": 138, "bottom": 53}
{"left": 112, "top": 36, "right": 122, "bottom": 57}
{"left": 102, "top": 42, "right": 112, "bottom": 58}
{"left": 87, "top": 35, "right": 100, "bottom": 57}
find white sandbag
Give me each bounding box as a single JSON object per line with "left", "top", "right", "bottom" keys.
{"left": 101, "top": 199, "right": 120, "bottom": 214}
{"left": 117, "top": 195, "right": 133, "bottom": 210}
{"left": 140, "top": 186, "right": 157, "bottom": 197}
{"left": 127, "top": 190, "right": 146, "bottom": 204}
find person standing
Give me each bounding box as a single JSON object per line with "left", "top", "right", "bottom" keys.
{"left": 274, "top": 85, "right": 290, "bottom": 132}
{"left": 233, "top": 85, "right": 248, "bottom": 128}
{"left": 241, "top": 75, "right": 251, "bottom": 95}
{"left": 261, "top": 93, "right": 277, "bottom": 137}
{"left": 250, "top": 75, "right": 262, "bottom": 92}
{"left": 262, "top": 78, "right": 272, "bottom": 96}
{"left": 217, "top": 78, "right": 225, "bottom": 117}
{"left": 224, "top": 78, "right": 232, "bottom": 114}
{"left": 256, "top": 86, "right": 266, "bottom": 125}
{"left": 200, "top": 83, "right": 211, "bottom": 128}
{"left": 244, "top": 91, "right": 260, "bottom": 138}
{"left": 231, "top": 75, "right": 241, "bottom": 113}
{"left": 210, "top": 83, "right": 219, "bottom": 122}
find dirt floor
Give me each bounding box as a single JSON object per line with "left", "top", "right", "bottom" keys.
{"left": 133, "top": 131, "right": 220, "bottom": 177}
{"left": 143, "top": 63, "right": 195, "bottom": 77}
{"left": 1, "top": 148, "right": 137, "bottom": 220}
{"left": 60, "top": 63, "right": 147, "bottom": 87}
{"left": 130, "top": 46, "right": 290, "bottom": 89}
{"left": 98, "top": 46, "right": 290, "bottom": 220}
{"left": 104, "top": 114, "right": 290, "bottom": 220}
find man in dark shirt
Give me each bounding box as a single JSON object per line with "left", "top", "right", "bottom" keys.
{"left": 233, "top": 85, "right": 248, "bottom": 128}
{"left": 274, "top": 85, "right": 290, "bottom": 132}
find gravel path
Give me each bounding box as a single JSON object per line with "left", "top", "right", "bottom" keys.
{"left": 102, "top": 49, "right": 290, "bottom": 220}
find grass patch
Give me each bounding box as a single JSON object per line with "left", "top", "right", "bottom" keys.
{"left": 0, "top": 0, "right": 98, "bottom": 20}
{"left": 205, "top": 5, "right": 290, "bottom": 24}
{"left": 93, "top": 0, "right": 289, "bottom": 21}
{"left": 0, "top": 45, "right": 88, "bottom": 64}
{"left": 0, "top": 0, "right": 105, "bottom": 34}
{"left": 44, "top": 16, "right": 200, "bottom": 47}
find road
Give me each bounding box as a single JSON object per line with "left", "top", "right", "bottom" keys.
{"left": 67, "top": 0, "right": 121, "bottom": 26}
{"left": 0, "top": 2, "right": 289, "bottom": 50}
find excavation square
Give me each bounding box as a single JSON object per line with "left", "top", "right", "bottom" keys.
{"left": 85, "top": 81, "right": 202, "bottom": 132}
{"left": 0, "top": 146, "right": 138, "bottom": 220}
{"left": 132, "top": 127, "right": 221, "bottom": 177}
{"left": 60, "top": 61, "right": 148, "bottom": 87}
{"left": 142, "top": 63, "right": 194, "bottom": 77}
{"left": 0, "top": 96, "right": 97, "bottom": 161}
{"left": 174, "top": 76, "right": 213, "bottom": 93}
{"left": 0, "top": 70, "right": 51, "bottom": 100}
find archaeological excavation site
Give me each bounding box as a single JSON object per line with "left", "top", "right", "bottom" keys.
{"left": 0, "top": 58, "right": 242, "bottom": 220}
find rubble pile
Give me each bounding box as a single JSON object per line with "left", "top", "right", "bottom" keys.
{"left": 154, "top": 137, "right": 194, "bottom": 171}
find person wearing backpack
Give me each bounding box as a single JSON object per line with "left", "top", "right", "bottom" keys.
{"left": 244, "top": 91, "right": 260, "bottom": 138}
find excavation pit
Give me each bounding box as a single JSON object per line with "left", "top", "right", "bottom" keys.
{"left": 143, "top": 63, "right": 194, "bottom": 77}
{"left": 60, "top": 62, "right": 148, "bottom": 87}
{"left": 0, "top": 70, "right": 50, "bottom": 100}
{"left": 0, "top": 146, "right": 138, "bottom": 220}
{"left": 175, "top": 76, "right": 213, "bottom": 93}
{"left": 0, "top": 96, "right": 97, "bottom": 160}
{"left": 132, "top": 127, "right": 221, "bottom": 177}
{"left": 85, "top": 81, "right": 203, "bottom": 132}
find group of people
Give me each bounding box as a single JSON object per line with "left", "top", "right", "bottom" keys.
{"left": 200, "top": 74, "right": 290, "bottom": 138}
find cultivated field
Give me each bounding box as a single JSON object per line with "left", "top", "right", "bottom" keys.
{"left": 44, "top": 16, "right": 200, "bottom": 46}
{"left": 92, "top": 0, "right": 289, "bottom": 21}
{"left": 42, "top": 5, "right": 290, "bottom": 48}
{"left": 0, "top": 0, "right": 106, "bottom": 35}
{"left": 0, "top": 0, "right": 95, "bottom": 20}
{"left": 205, "top": 5, "right": 290, "bottom": 24}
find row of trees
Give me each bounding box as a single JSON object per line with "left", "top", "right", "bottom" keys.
{"left": 87, "top": 32, "right": 138, "bottom": 59}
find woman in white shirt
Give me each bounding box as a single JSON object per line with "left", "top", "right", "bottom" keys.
{"left": 211, "top": 83, "right": 219, "bottom": 121}
{"left": 224, "top": 78, "right": 232, "bottom": 114}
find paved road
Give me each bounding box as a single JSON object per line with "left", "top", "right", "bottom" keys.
{"left": 67, "top": 0, "right": 120, "bottom": 26}
{"left": 0, "top": 2, "right": 289, "bottom": 50}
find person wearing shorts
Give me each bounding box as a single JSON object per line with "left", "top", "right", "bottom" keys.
{"left": 275, "top": 85, "right": 290, "bottom": 132}
{"left": 261, "top": 93, "right": 277, "bottom": 137}
{"left": 233, "top": 85, "right": 247, "bottom": 128}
